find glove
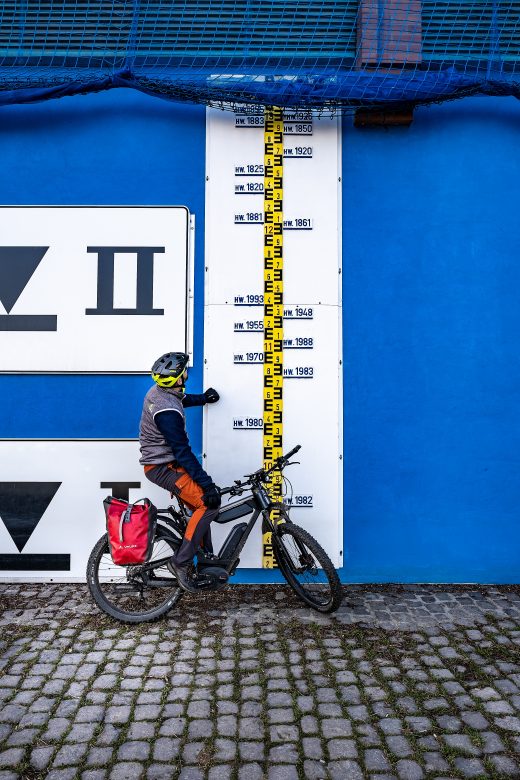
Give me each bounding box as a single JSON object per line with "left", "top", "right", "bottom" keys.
{"left": 204, "top": 388, "right": 220, "bottom": 404}
{"left": 202, "top": 483, "right": 221, "bottom": 509}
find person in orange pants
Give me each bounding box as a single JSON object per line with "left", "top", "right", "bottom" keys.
{"left": 139, "top": 351, "right": 221, "bottom": 592}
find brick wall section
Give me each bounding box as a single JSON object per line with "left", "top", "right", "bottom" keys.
{"left": 357, "top": 0, "right": 422, "bottom": 66}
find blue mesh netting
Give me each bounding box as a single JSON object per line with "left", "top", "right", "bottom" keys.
{"left": 0, "top": 1, "right": 518, "bottom": 111}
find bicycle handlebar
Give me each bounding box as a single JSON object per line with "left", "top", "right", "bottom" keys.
{"left": 219, "top": 444, "right": 301, "bottom": 496}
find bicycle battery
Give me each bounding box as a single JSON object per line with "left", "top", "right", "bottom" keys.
{"left": 218, "top": 522, "right": 248, "bottom": 562}
{"left": 215, "top": 499, "right": 255, "bottom": 524}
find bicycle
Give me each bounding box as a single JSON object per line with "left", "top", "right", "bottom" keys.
{"left": 87, "top": 445, "right": 343, "bottom": 623}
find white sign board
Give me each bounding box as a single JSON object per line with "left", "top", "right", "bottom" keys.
{"left": 204, "top": 108, "right": 343, "bottom": 568}
{"left": 0, "top": 440, "right": 173, "bottom": 580}
{"left": 0, "top": 207, "right": 191, "bottom": 373}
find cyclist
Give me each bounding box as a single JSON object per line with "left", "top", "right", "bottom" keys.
{"left": 139, "top": 351, "right": 221, "bottom": 592}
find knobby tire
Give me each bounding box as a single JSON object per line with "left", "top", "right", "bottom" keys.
{"left": 273, "top": 521, "right": 343, "bottom": 613}
{"left": 87, "top": 526, "right": 183, "bottom": 624}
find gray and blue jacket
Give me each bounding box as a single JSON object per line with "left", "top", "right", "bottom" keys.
{"left": 139, "top": 385, "right": 212, "bottom": 488}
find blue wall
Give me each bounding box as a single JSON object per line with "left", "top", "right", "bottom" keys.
{"left": 1, "top": 89, "right": 519, "bottom": 582}
{"left": 342, "top": 97, "right": 520, "bottom": 582}
{"left": 0, "top": 90, "right": 207, "bottom": 440}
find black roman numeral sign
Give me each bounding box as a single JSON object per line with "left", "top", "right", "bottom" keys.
{"left": 86, "top": 247, "right": 165, "bottom": 315}
{"left": 0, "top": 482, "right": 70, "bottom": 570}
{"left": 0, "top": 247, "right": 56, "bottom": 331}
{"left": 100, "top": 482, "right": 141, "bottom": 501}
{"left": 0, "top": 245, "right": 165, "bottom": 331}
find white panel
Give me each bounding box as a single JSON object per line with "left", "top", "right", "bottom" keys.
{"left": 204, "top": 108, "right": 343, "bottom": 568}
{"left": 0, "top": 440, "right": 174, "bottom": 581}
{"left": 0, "top": 207, "right": 190, "bottom": 373}
{"left": 205, "top": 112, "right": 340, "bottom": 307}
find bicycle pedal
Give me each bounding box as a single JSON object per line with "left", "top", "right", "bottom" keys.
{"left": 195, "top": 566, "right": 229, "bottom": 592}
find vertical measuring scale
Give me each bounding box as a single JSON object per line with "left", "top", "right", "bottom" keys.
{"left": 204, "top": 107, "right": 342, "bottom": 569}
{"left": 262, "top": 108, "right": 284, "bottom": 568}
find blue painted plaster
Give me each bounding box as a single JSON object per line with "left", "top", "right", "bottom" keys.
{"left": 0, "top": 90, "right": 207, "bottom": 442}
{"left": 341, "top": 97, "right": 520, "bottom": 583}
{"left": 1, "top": 90, "right": 519, "bottom": 583}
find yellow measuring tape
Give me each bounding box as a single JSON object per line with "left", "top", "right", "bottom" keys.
{"left": 262, "top": 107, "right": 284, "bottom": 569}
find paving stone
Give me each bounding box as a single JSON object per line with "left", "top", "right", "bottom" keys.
{"left": 53, "top": 743, "right": 89, "bottom": 767}
{"left": 347, "top": 705, "right": 369, "bottom": 721}
{"left": 5, "top": 727, "right": 38, "bottom": 746}
{"left": 386, "top": 735, "right": 412, "bottom": 758}
{"left": 484, "top": 699, "right": 514, "bottom": 715}
{"left": 302, "top": 760, "right": 330, "bottom": 780}
{"left": 379, "top": 718, "right": 403, "bottom": 735}
{"left": 238, "top": 742, "right": 264, "bottom": 761}
{"left": 270, "top": 724, "right": 299, "bottom": 742}
{"left": 110, "top": 764, "right": 146, "bottom": 780}
{"left": 239, "top": 716, "right": 263, "bottom": 739}
{"left": 301, "top": 715, "right": 318, "bottom": 734}
{"left": 0, "top": 748, "right": 23, "bottom": 768}
{"left": 127, "top": 721, "right": 155, "bottom": 740}
{"left": 327, "top": 739, "right": 358, "bottom": 759}
{"left": 365, "top": 748, "right": 391, "bottom": 771}
{"left": 453, "top": 757, "right": 486, "bottom": 777}
{"left": 423, "top": 752, "right": 449, "bottom": 772}
{"left": 318, "top": 703, "right": 342, "bottom": 717}
{"left": 405, "top": 716, "right": 432, "bottom": 734}
{"left": 65, "top": 723, "right": 97, "bottom": 742}
{"left": 494, "top": 715, "right": 520, "bottom": 731}
{"left": 442, "top": 734, "right": 480, "bottom": 755}
{"left": 237, "top": 764, "right": 264, "bottom": 780}
{"left": 96, "top": 724, "right": 120, "bottom": 745}
{"left": 0, "top": 706, "right": 25, "bottom": 724}
{"left": 3, "top": 585, "right": 520, "bottom": 780}
{"left": 208, "top": 767, "right": 235, "bottom": 780}
{"left": 240, "top": 700, "right": 261, "bottom": 716}
{"left": 46, "top": 769, "right": 78, "bottom": 780}
{"left": 29, "top": 745, "right": 54, "bottom": 771}
{"left": 81, "top": 770, "right": 107, "bottom": 780}
{"left": 473, "top": 686, "right": 500, "bottom": 701}
{"left": 117, "top": 741, "right": 151, "bottom": 761}
{"left": 394, "top": 760, "right": 424, "bottom": 780}
{"left": 86, "top": 747, "right": 113, "bottom": 766}
{"left": 460, "top": 711, "right": 489, "bottom": 729}
{"left": 481, "top": 730, "right": 506, "bottom": 753}
{"left": 151, "top": 737, "right": 180, "bottom": 762}
{"left": 268, "top": 708, "right": 294, "bottom": 724}
{"left": 105, "top": 706, "right": 131, "bottom": 724}
{"left": 188, "top": 719, "right": 213, "bottom": 739}
{"left": 266, "top": 766, "right": 299, "bottom": 780}
{"left": 158, "top": 718, "right": 183, "bottom": 737}
{"left": 40, "top": 717, "right": 71, "bottom": 741}
{"left": 328, "top": 760, "right": 364, "bottom": 779}
{"left": 268, "top": 744, "right": 299, "bottom": 764}
{"left": 214, "top": 738, "right": 236, "bottom": 762}
{"left": 488, "top": 754, "right": 520, "bottom": 776}
{"left": 187, "top": 700, "right": 210, "bottom": 719}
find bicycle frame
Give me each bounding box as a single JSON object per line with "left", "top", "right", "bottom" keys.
{"left": 138, "top": 445, "right": 304, "bottom": 586}
{"left": 144, "top": 486, "right": 286, "bottom": 582}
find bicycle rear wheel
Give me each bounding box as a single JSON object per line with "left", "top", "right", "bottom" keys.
{"left": 273, "top": 521, "right": 343, "bottom": 613}
{"left": 87, "top": 526, "right": 183, "bottom": 623}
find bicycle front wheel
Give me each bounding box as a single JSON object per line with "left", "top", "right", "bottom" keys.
{"left": 273, "top": 521, "right": 343, "bottom": 613}
{"left": 87, "top": 526, "right": 183, "bottom": 623}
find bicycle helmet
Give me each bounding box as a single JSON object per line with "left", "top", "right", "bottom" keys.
{"left": 151, "top": 352, "right": 189, "bottom": 388}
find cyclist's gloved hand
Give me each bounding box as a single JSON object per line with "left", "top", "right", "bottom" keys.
{"left": 202, "top": 483, "right": 221, "bottom": 509}
{"left": 204, "top": 388, "right": 220, "bottom": 404}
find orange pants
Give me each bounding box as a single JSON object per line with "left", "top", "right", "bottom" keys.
{"left": 144, "top": 463, "right": 217, "bottom": 566}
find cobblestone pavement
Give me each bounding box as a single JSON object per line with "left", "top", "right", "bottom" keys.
{"left": 0, "top": 583, "right": 519, "bottom": 780}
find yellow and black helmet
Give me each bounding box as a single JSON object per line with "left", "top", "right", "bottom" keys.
{"left": 151, "top": 352, "right": 189, "bottom": 388}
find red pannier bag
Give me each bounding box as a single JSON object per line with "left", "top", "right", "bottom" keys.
{"left": 104, "top": 497, "right": 157, "bottom": 565}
